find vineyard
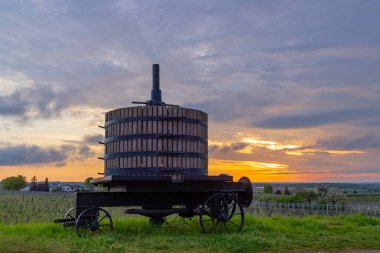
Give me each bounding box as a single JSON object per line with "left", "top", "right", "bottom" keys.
{"left": 0, "top": 191, "right": 131, "bottom": 224}
{"left": 1, "top": 191, "right": 380, "bottom": 252}
{"left": 1, "top": 190, "right": 380, "bottom": 225}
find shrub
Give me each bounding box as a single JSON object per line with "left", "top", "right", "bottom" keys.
{"left": 2, "top": 175, "right": 27, "bottom": 190}
{"left": 264, "top": 185, "right": 273, "bottom": 194}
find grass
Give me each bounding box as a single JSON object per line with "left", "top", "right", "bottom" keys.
{"left": 0, "top": 215, "right": 379, "bottom": 253}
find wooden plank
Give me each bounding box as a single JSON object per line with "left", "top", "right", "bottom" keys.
{"left": 124, "top": 122, "right": 128, "bottom": 136}
{"left": 147, "top": 156, "right": 152, "bottom": 167}
{"left": 178, "top": 107, "right": 184, "bottom": 117}
{"left": 158, "top": 156, "right": 163, "bottom": 168}
{"left": 132, "top": 107, "right": 137, "bottom": 117}
{"left": 152, "top": 139, "right": 157, "bottom": 152}
{"left": 120, "top": 123, "right": 124, "bottom": 136}
{"left": 137, "top": 119, "right": 142, "bottom": 134}
{"left": 163, "top": 138, "right": 168, "bottom": 152}
{"left": 152, "top": 156, "right": 157, "bottom": 168}
{"left": 163, "top": 120, "right": 168, "bottom": 134}
{"left": 186, "top": 108, "right": 191, "bottom": 119}
{"left": 168, "top": 156, "right": 173, "bottom": 167}
{"left": 168, "top": 120, "right": 172, "bottom": 134}
{"left": 187, "top": 139, "right": 191, "bottom": 152}
{"left": 162, "top": 106, "right": 167, "bottom": 117}
{"left": 137, "top": 138, "right": 142, "bottom": 151}
{"left": 148, "top": 120, "right": 153, "bottom": 134}
{"left": 142, "top": 106, "right": 148, "bottom": 117}
{"left": 158, "top": 139, "right": 162, "bottom": 151}
{"left": 148, "top": 106, "right": 153, "bottom": 117}
{"left": 132, "top": 156, "right": 137, "bottom": 168}
{"left": 157, "top": 106, "right": 163, "bottom": 116}
{"left": 127, "top": 121, "right": 131, "bottom": 135}
{"left": 143, "top": 120, "right": 147, "bottom": 134}
{"left": 177, "top": 121, "right": 181, "bottom": 135}
{"left": 120, "top": 157, "right": 124, "bottom": 168}
{"left": 137, "top": 106, "right": 143, "bottom": 117}
{"left": 173, "top": 120, "right": 177, "bottom": 134}
{"left": 152, "top": 120, "right": 157, "bottom": 134}
{"left": 132, "top": 139, "right": 137, "bottom": 152}
{"left": 117, "top": 141, "right": 120, "bottom": 153}
{"left": 133, "top": 121, "right": 137, "bottom": 134}
{"left": 158, "top": 121, "right": 163, "bottom": 134}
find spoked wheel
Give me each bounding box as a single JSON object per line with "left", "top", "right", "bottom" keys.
{"left": 63, "top": 207, "right": 75, "bottom": 229}
{"left": 75, "top": 207, "right": 113, "bottom": 237}
{"left": 199, "top": 193, "right": 244, "bottom": 233}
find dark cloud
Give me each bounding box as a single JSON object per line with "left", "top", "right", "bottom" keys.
{"left": 83, "top": 134, "right": 104, "bottom": 144}
{"left": 77, "top": 146, "right": 95, "bottom": 160}
{"left": 0, "top": 144, "right": 95, "bottom": 166}
{"left": 0, "top": 85, "right": 69, "bottom": 120}
{"left": 209, "top": 142, "right": 250, "bottom": 155}
{"left": 220, "top": 142, "right": 249, "bottom": 153}
{"left": 253, "top": 108, "right": 379, "bottom": 129}
{"left": 316, "top": 134, "right": 380, "bottom": 150}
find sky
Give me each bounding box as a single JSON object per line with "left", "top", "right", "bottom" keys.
{"left": 0, "top": 0, "right": 380, "bottom": 183}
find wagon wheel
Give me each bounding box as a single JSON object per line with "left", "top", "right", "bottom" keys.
{"left": 75, "top": 207, "right": 113, "bottom": 237}
{"left": 199, "top": 193, "right": 244, "bottom": 233}
{"left": 63, "top": 207, "right": 75, "bottom": 229}
{"left": 237, "top": 177, "right": 253, "bottom": 208}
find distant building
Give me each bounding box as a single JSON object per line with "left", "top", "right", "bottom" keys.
{"left": 61, "top": 185, "right": 83, "bottom": 192}
{"left": 30, "top": 183, "right": 49, "bottom": 192}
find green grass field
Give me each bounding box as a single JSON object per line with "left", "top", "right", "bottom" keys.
{"left": 0, "top": 215, "right": 379, "bottom": 253}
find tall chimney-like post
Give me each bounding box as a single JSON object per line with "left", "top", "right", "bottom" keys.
{"left": 151, "top": 64, "right": 162, "bottom": 105}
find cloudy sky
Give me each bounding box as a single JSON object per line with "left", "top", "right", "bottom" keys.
{"left": 0, "top": 0, "right": 379, "bottom": 182}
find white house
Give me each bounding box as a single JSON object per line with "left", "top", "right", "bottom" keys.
{"left": 61, "top": 186, "right": 78, "bottom": 192}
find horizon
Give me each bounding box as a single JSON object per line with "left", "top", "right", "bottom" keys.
{"left": 1, "top": 1, "right": 380, "bottom": 183}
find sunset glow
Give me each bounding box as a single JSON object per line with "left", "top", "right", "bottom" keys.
{"left": 0, "top": 1, "right": 379, "bottom": 183}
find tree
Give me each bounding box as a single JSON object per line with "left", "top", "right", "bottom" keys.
{"left": 316, "top": 184, "right": 328, "bottom": 197}
{"left": 295, "top": 191, "right": 316, "bottom": 203}
{"left": 30, "top": 176, "right": 38, "bottom": 191}
{"left": 264, "top": 185, "right": 273, "bottom": 194}
{"left": 274, "top": 190, "right": 282, "bottom": 195}
{"left": 84, "top": 177, "right": 94, "bottom": 190}
{"left": 1, "top": 175, "right": 27, "bottom": 190}
{"left": 284, "top": 186, "right": 290, "bottom": 195}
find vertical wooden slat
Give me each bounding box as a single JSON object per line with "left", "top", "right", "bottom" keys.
{"left": 158, "top": 139, "right": 162, "bottom": 151}
{"left": 168, "top": 156, "right": 173, "bottom": 168}
{"left": 132, "top": 156, "right": 137, "bottom": 168}
{"left": 152, "top": 156, "right": 157, "bottom": 168}
{"left": 158, "top": 121, "right": 163, "bottom": 134}
{"left": 163, "top": 120, "right": 168, "bottom": 134}
{"left": 163, "top": 138, "right": 168, "bottom": 152}
{"left": 133, "top": 121, "right": 137, "bottom": 135}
